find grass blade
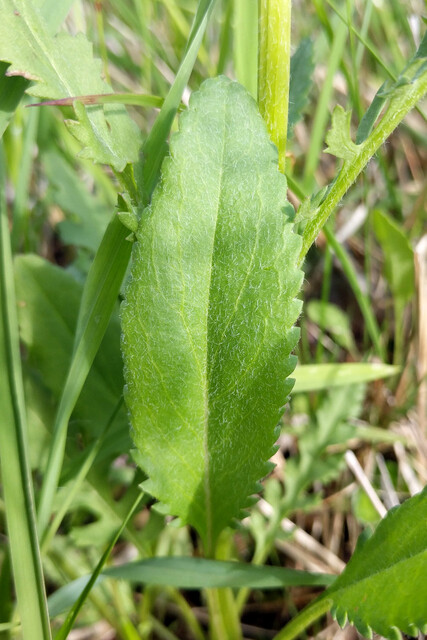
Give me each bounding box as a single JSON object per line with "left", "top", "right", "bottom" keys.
{"left": 48, "top": 558, "right": 334, "bottom": 619}
{"left": 292, "top": 363, "right": 400, "bottom": 393}
{"left": 36, "top": 214, "right": 132, "bottom": 537}
{"left": 140, "top": 0, "right": 217, "bottom": 204}
{"left": 0, "top": 147, "right": 51, "bottom": 639}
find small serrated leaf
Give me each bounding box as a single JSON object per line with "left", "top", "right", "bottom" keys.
{"left": 326, "top": 487, "right": 427, "bottom": 639}
{"left": 325, "top": 105, "right": 361, "bottom": 161}
{"left": 0, "top": 0, "right": 141, "bottom": 170}
{"left": 121, "top": 77, "right": 303, "bottom": 554}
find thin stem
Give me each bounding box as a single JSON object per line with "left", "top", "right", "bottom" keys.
{"left": 258, "top": 0, "right": 292, "bottom": 174}
{"left": 299, "top": 69, "right": 427, "bottom": 261}
{"left": 205, "top": 588, "right": 243, "bottom": 640}
{"left": 272, "top": 596, "right": 332, "bottom": 640}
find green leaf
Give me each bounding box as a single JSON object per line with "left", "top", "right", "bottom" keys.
{"left": 324, "top": 105, "right": 361, "bottom": 161}
{"left": 305, "top": 300, "right": 356, "bottom": 353}
{"left": 0, "top": 63, "right": 29, "bottom": 138}
{"left": 122, "top": 76, "right": 303, "bottom": 554}
{"left": 48, "top": 557, "right": 333, "bottom": 618}
{"left": 327, "top": 487, "right": 427, "bottom": 638}
{"left": 292, "top": 363, "right": 400, "bottom": 393}
{"left": 0, "top": 0, "right": 141, "bottom": 170}
{"left": 372, "top": 209, "right": 415, "bottom": 305}
{"left": 43, "top": 152, "right": 111, "bottom": 253}
{"left": 288, "top": 38, "right": 314, "bottom": 136}
{"left": 355, "top": 82, "right": 387, "bottom": 144}
{"left": 14, "top": 255, "right": 126, "bottom": 443}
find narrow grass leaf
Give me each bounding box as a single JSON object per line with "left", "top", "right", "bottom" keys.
{"left": 327, "top": 487, "right": 427, "bottom": 638}
{"left": 140, "top": 0, "right": 216, "bottom": 204}
{"left": 0, "top": 151, "right": 51, "bottom": 639}
{"left": 48, "top": 558, "right": 333, "bottom": 618}
{"left": 122, "top": 77, "right": 303, "bottom": 555}
{"left": 36, "top": 215, "right": 132, "bottom": 537}
{"left": 292, "top": 363, "right": 400, "bottom": 393}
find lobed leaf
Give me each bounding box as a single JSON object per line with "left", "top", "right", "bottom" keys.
{"left": 327, "top": 487, "right": 427, "bottom": 639}
{"left": 122, "top": 76, "right": 303, "bottom": 554}
{"left": 0, "top": 0, "right": 141, "bottom": 170}
{"left": 324, "top": 105, "right": 360, "bottom": 161}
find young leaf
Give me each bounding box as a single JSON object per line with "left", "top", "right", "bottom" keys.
{"left": 324, "top": 105, "right": 360, "bottom": 161}
{"left": 0, "top": 0, "right": 141, "bottom": 170}
{"left": 327, "top": 487, "right": 427, "bottom": 638}
{"left": 122, "top": 76, "right": 303, "bottom": 555}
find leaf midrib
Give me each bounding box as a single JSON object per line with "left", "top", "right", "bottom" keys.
{"left": 202, "top": 93, "right": 228, "bottom": 556}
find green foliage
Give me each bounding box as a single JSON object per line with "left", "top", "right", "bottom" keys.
{"left": 14, "top": 254, "right": 129, "bottom": 456}
{"left": 327, "top": 487, "right": 427, "bottom": 638}
{"left": 284, "top": 385, "right": 365, "bottom": 510}
{"left": 49, "top": 557, "right": 333, "bottom": 620}
{"left": 122, "top": 76, "right": 303, "bottom": 554}
{"left": 292, "top": 363, "right": 399, "bottom": 393}
{"left": 0, "top": 0, "right": 141, "bottom": 170}
{"left": 305, "top": 300, "right": 356, "bottom": 353}
{"left": 324, "top": 105, "right": 359, "bottom": 161}
{"left": 288, "top": 38, "right": 314, "bottom": 136}
{"left": 373, "top": 209, "right": 415, "bottom": 306}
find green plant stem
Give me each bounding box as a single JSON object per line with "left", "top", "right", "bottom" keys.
{"left": 234, "top": 0, "right": 258, "bottom": 98}
{"left": 205, "top": 588, "right": 242, "bottom": 640}
{"left": 0, "top": 147, "right": 51, "bottom": 639}
{"left": 258, "top": 0, "right": 292, "bottom": 174}
{"left": 273, "top": 596, "right": 332, "bottom": 640}
{"left": 299, "top": 69, "right": 427, "bottom": 261}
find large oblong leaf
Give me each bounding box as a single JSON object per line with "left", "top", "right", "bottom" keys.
{"left": 122, "top": 76, "right": 302, "bottom": 555}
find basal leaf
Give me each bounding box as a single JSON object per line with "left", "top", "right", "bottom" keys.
{"left": 327, "top": 487, "right": 427, "bottom": 638}
{"left": 0, "top": 0, "right": 141, "bottom": 170}
{"left": 122, "top": 76, "right": 303, "bottom": 554}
